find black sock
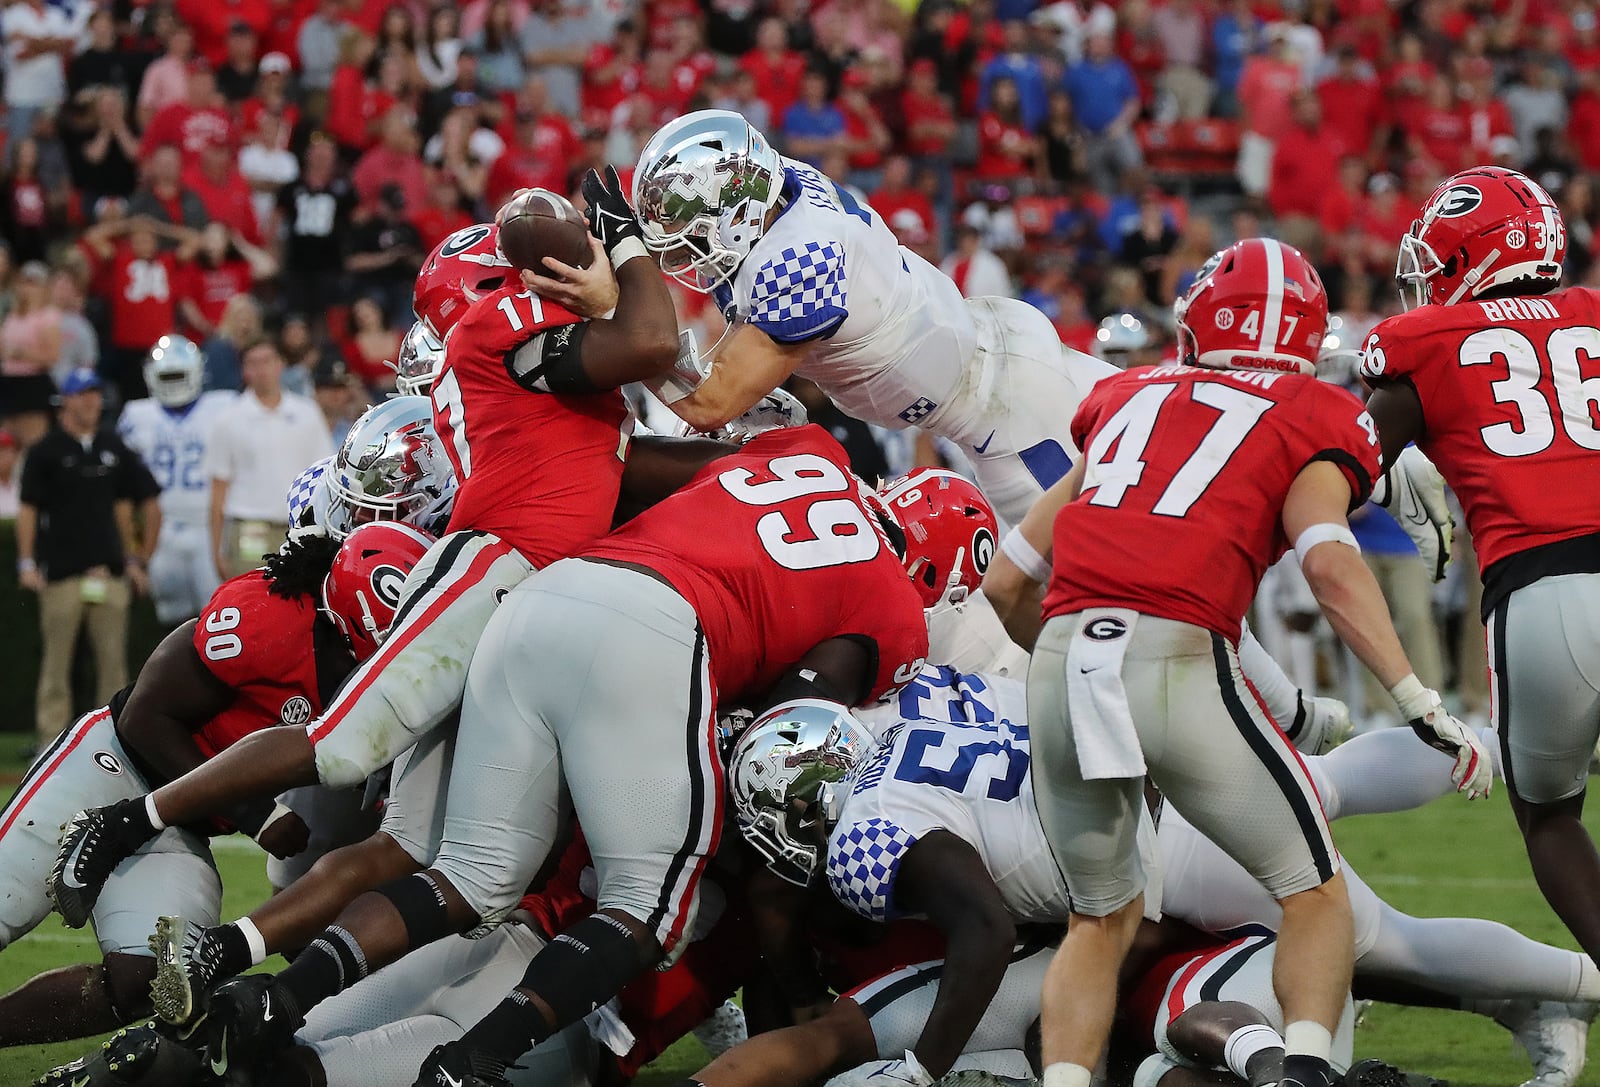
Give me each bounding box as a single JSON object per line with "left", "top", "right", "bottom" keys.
{"left": 1281, "top": 1054, "right": 1336, "bottom": 1087}
{"left": 1247, "top": 1047, "right": 1287, "bottom": 1087}
{"left": 200, "top": 924, "right": 256, "bottom": 983}
{"left": 109, "top": 797, "right": 160, "bottom": 847}
{"left": 461, "top": 991, "right": 552, "bottom": 1066}
{"left": 277, "top": 926, "right": 366, "bottom": 1013}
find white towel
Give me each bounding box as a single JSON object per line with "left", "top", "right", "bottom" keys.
{"left": 1135, "top": 803, "right": 1164, "bottom": 921}
{"left": 1065, "top": 608, "right": 1147, "bottom": 780}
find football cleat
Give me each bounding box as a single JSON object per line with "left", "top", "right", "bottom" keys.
{"left": 49, "top": 803, "right": 150, "bottom": 928}
{"left": 33, "top": 1021, "right": 202, "bottom": 1086}
{"left": 205, "top": 974, "right": 304, "bottom": 1087}
{"left": 930, "top": 1072, "right": 1038, "bottom": 1087}
{"left": 149, "top": 915, "right": 232, "bottom": 1027}
{"left": 411, "top": 1041, "right": 520, "bottom": 1087}
{"left": 1496, "top": 999, "right": 1592, "bottom": 1087}
{"left": 691, "top": 999, "right": 748, "bottom": 1058}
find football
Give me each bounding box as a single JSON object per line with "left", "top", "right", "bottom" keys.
{"left": 497, "top": 189, "right": 593, "bottom": 273}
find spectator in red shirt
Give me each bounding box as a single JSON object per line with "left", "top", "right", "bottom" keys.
{"left": 239, "top": 52, "right": 300, "bottom": 145}
{"left": 486, "top": 78, "right": 579, "bottom": 205}
{"left": 975, "top": 76, "right": 1038, "bottom": 180}
{"left": 582, "top": 17, "right": 643, "bottom": 118}
{"left": 668, "top": 15, "right": 716, "bottom": 99}
{"left": 1459, "top": 60, "right": 1513, "bottom": 163}
{"left": 1316, "top": 44, "right": 1386, "bottom": 162}
{"left": 839, "top": 68, "right": 891, "bottom": 179}
{"left": 1404, "top": 73, "right": 1468, "bottom": 172}
{"left": 1385, "top": 32, "right": 1436, "bottom": 136}
{"left": 338, "top": 295, "right": 401, "bottom": 392}
{"left": 177, "top": 0, "right": 271, "bottom": 68}
{"left": 1318, "top": 155, "right": 1371, "bottom": 251}
{"left": 740, "top": 16, "right": 806, "bottom": 120}
{"left": 1569, "top": 68, "right": 1600, "bottom": 173}
{"left": 80, "top": 213, "right": 198, "bottom": 402}
{"left": 870, "top": 154, "right": 936, "bottom": 242}
{"left": 900, "top": 57, "right": 957, "bottom": 157}
{"left": 1268, "top": 91, "right": 1339, "bottom": 252}
{"left": 1569, "top": 7, "right": 1600, "bottom": 73}
{"left": 1357, "top": 171, "right": 1417, "bottom": 271}
{"left": 140, "top": 62, "right": 235, "bottom": 166}
{"left": 0, "top": 137, "right": 62, "bottom": 265}
{"left": 177, "top": 222, "right": 277, "bottom": 340}
{"left": 326, "top": 31, "right": 391, "bottom": 152}
{"left": 410, "top": 175, "right": 473, "bottom": 250}
{"left": 183, "top": 138, "right": 262, "bottom": 243}
{"left": 352, "top": 106, "right": 429, "bottom": 214}
{"left": 1235, "top": 27, "right": 1300, "bottom": 196}
{"left": 126, "top": 145, "right": 210, "bottom": 232}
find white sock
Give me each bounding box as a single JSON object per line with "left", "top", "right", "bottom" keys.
{"left": 1042, "top": 1063, "right": 1093, "bottom": 1087}
{"left": 1578, "top": 956, "right": 1600, "bottom": 1000}
{"left": 236, "top": 916, "right": 268, "bottom": 966}
{"left": 1283, "top": 1021, "right": 1332, "bottom": 1061}
{"left": 145, "top": 793, "right": 167, "bottom": 832}
{"left": 1224, "top": 1023, "right": 1285, "bottom": 1079}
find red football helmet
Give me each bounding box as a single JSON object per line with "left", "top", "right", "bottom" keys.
{"left": 1174, "top": 238, "right": 1328, "bottom": 377}
{"left": 878, "top": 468, "right": 998, "bottom": 607}
{"left": 321, "top": 522, "right": 435, "bottom": 661}
{"left": 413, "top": 223, "right": 512, "bottom": 338}
{"left": 1397, "top": 166, "right": 1565, "bottom": 310}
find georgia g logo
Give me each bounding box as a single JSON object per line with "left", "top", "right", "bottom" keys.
{"left": 1431, "top": 184, "right": 1484, "bottom": 219}
{"left": 438, "top": 224, "right": 492, "bottom": 257}
{"left": 1084, "top": 616, "right": 1128, "bottom": 641}
{"left": 370, "top": 564, "right": 408, "bottom": 609}
{"left": 971, "top": 527, "right": 995, "bottom": 576}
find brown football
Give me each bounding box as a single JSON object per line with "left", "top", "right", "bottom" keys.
{"left": 497, "top": 189, "right": 593, "bottom": 273}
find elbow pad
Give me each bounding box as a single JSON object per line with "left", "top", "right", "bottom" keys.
{"left": 505, "top": 321, "right": 601, "bottom": 395}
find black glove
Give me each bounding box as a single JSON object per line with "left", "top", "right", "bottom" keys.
{"left": 581, "top": 165, "right": 645, "bottom": 255}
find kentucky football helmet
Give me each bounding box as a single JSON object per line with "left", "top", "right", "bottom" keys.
{"left": 1093, "top": 312, "right": 1154, "bottom": 369}
{"left": 634, "top": 110, "right": 784, "bottom": 293}
{"left": 878, "top": 468, "right": 997, "bottom": 608}
{"left": 321, "top": 521, "right": 434, "bottom": 661}
{"left": 325, "top": 396, "right": 456, "bottom": 539}
{"left": 393, "top": 321, "right": 446, "bottom": 397}
{"left": 1174, "top": 238, "right": 1328, "bottom": 376}
{"left": 727, "top": 699, "right": 874, "bottom": 886}
{"left": 1396, "top": 165, "right": 1565, "bottom": 310}
{"left": 144, "top": 334, "right": 205, "bottom": 408}
{"left": 413, "top": 223, "right": 512, "bottom": 338}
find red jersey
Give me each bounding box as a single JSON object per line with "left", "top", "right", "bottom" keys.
{"left": 140, "top": 103, "right": 235, "bottom": 162}
{"left": 432, "top": 285, "right": 630, "bottom": 566}
{"left": 1360, "top": 287, "right": 1600, "bottom": 576}
{"left": 191, "top": 573, "right": 344, "bottom": 759}
{"left": 583, "top": 426, "right": 928, "bottom": 705}
{"left": 1044, "top": 365, "right": 1381, "bottom": 640}
{"left": 107, "top": 247, "right": 179, "bottom": 351}
{"left": 179, "top": 259, "right": 253, "bottom": 333}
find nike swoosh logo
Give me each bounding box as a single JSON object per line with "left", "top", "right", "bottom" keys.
{"left": 59, "top": 844, "right": 87, "bottom": 890}
{"left": 211, "top": 1027, "right": 229, "bottom": 1075}
{"left": 973, "top": 430, "right": 997, "bottom": 454}
{"left": 441, "top": 1072, "right": 464, "bottom": 1087}
{"left": 71, "top": 1077, "right": 90, "bottom": 1087}
{"left": 261, "top": 993, "right": 274, "bottom": 1022}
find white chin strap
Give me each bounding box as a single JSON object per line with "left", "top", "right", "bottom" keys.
{"left": 1445, "top": 248, "right": 1504, "bottom": 305}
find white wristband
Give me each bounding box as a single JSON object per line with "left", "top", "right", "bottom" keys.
{"left": 1292, "top": 522, "right": 1360, "bottom": 567}
{"left": 1000, "top": 525, "right": 1051, "bottom": 584}
{"left": 609, "top": 236, "right": 649, "bottom": 270}
{"left": 1387, "top": 673, "right": 1431, "bottom": 720}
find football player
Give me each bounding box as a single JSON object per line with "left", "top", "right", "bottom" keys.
{"left": 116, "top": 335, "right": 236, "bottom": 624}
{"left": 190, "top": 424, "right": 927, "bottom": 1087}
{"left": 392, "top": 322, "right": 447, "bottom": 398}
{"left": 48, "top": 179, "right": 684, "bottom": 948}
{"left": 0, "top": 522, "right": 427, "bottom": 1048}
{"left": 1025, "top": 238, "right": 1492, "bottom": 1087}
{"left": 1361, "top": 165, "right": 1600, "bottom": 976}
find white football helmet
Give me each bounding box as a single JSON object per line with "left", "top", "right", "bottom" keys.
{"left": 144, "top": 334, "right": 205, "bottom": 408}
{"left": 1092, "top": 313, "right": 1152, "bottom": 369}
{"left": 727, "top": 699, "right": 874, "bottom": 886}
{"left": 393, "top": 322, "right": 446, "bottom": 397}
{"left": 634, "top": 110, "right": 785, "bottom": 293}
{"left": 672, "top": 388, "right": 809, "bottom": 441}
{"left": 326, "top": 396, "right": 456, "bottom": 538}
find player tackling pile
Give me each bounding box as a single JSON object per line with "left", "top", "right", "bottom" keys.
{"left": 0, "top": 118, "right": 1590, "bottom": 1087}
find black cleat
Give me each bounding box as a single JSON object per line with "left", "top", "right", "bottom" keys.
{"left": 204, "top": 975, "right": 304, "bottom": 1087}
{"left": 411, "top": 1041, "right": 521, "bottom": 1087}
{"left": 32, "top": 1020, "right": 203, "bottom": 1086}
{"left": 48, "top": 803, "right": 151, "bottom": 928}
{"left": 1341, "top": 1061, "right": 1448, "bottom": 1087}
{"left": 149, "top": 915, "right": 233, "bottom": 1027}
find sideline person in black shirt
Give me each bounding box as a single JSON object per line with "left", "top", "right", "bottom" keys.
{"left": 17, "top": 368, "right": 161, "bottom": 743}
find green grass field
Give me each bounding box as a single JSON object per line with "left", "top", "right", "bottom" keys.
{"left": 0, "top": 737, "right": 1596, "bottom": 1086}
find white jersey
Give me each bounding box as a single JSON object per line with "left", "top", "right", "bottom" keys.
{"left": 717, "top": 158, "right": 979, "bottom": 439}
{"left": 118, "top": 392, "right": 236, "bottom": 525}
{"left": 830, "top": 665, "right": 1067, "bottom": 924}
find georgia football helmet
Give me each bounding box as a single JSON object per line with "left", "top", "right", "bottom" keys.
{"left": 727, "top": 699, "right": 874, "bottom": 885}
{"left": 326, "top": 396, "right": 456, "bottom": 539}
{"left": 1093, "top": 312, "right": 1154, "bottom": 369}
{"left": 1396, "top": 165, "right": 1565, "bottom": 310}
{"left": 144, "top": 334, "right": 205, "bottom": 408}
{"left": 673, "top": 388, "right": 809, "bottom": 441}
{"left": 878, "top": 468, "right": 997, "bottom": 608}
{"left": 393, "top": 321, "right": 446, "bottom": 397}
{"left": 1174, "top": 238, "right": 1328, "bottom": 376}
{"left": 413, "top": 223, "right": 512, "bottom": 338}
{"left": 321, "top": 521, "right": 434, "bottom": 661}
{"left": 634, "top": 110, "right": 784, "bottom": 293}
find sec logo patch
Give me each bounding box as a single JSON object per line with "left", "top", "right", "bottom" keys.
{"left": 93, "top": 751, "right": 123, "bottom": 776}
{"left": 1214, "top": 309, "right": 1235, "bottom": 330}
{"left": 1506, "top": 228, "right": 1527, "bottom": 249}
{"left": 280, "top": 696, "right": 313, "bottom": 726}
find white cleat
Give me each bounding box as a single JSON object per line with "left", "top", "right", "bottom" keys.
{"left": 691, "top": 999, "right": 748, "bottom": 1058}
{"left": 1295, "top": 695, "right": 1354, "bottom": 755}
{"left": 1496, "top": 999, "right": 1593, "bottom": 1087}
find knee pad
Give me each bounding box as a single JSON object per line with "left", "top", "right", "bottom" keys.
{"left": 376, "top": 871, "right": 453, "bottom": 948}
{"left": 522, "top": 913, "right": 658, "bottom": 1030}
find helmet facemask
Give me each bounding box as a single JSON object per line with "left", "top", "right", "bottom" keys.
{"left": 1396, "top": 225, "right": 1447, "bottom": 311}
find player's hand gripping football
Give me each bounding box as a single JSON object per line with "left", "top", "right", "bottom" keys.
{"left": 581, "top": 165, "right": 647, "bottom": 258}
{"left": 1393, "top": 678, "right": 1493, "bottom": 799}
{"left": 1372, "top": 445, "right": 1454, "bottom": 582}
